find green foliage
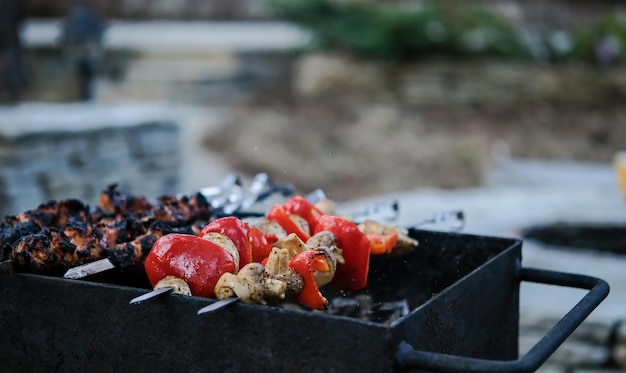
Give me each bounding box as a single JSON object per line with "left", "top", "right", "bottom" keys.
{"left": 267, "top": 0, "right": 626, "bottom": 65}
{"left": 268, "top": 0, "right": 528, "bottom": 61}
{"left": 571, "top": 13, "right": 626, "bottom": 65}
{"left": 450, "top": 5, "right": 529, "bottom": 59}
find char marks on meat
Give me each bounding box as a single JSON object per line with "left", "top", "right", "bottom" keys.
{"left": 13, "top": 228, "right": 77, "bottom": 272}
{"left": 97, "top": 183, "right": 154, "bottom": 217}
{"left": 1, "top": 184, "right": 215, "bottom": 273}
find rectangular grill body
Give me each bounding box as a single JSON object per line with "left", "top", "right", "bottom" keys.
{"left": 0, "top": 230, "right": 523, "bottom": 372}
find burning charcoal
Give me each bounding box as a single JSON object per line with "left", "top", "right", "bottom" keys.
{"left": 327, "top": 294, "right": 373, "bottom": 318}
{"left": 277, "top": 302, "right": 307, "bottom": 312}
{"left": 328, "top": 297, "right": 360, "bottom": 317}
{"left": 364, "top": 300, "right": 410, "bottom": 324}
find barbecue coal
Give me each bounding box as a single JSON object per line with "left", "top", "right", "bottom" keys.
{"left": 1, "top": 184, "right": 216, "bottom": 273}
{"left": 328, "top": 294, "right": 373, "bottom": 319}
{"left": 327, "top": 294, "right": 409, "bottom": 324}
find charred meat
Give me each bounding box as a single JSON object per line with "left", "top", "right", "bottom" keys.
{"left": 1, "top": 184, "right": 216, "bottom": 273}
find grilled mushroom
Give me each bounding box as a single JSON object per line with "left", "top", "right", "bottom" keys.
{"left": 253, "top": 219, "right": 287, "bottom": 241}
{"left": 154, "top": 275, "right": 192, "bottom": 296}
{"left": 214, "top": 246, "right": 305, "bottom": 304}
{"left": 214, "top": 263, "right": 288, "bottom": 304}
{"left": 306, "top": 231, "right": 344, "bottom": 287}
{"left": 264, "top": 247, "right": 304, "bottom": 298}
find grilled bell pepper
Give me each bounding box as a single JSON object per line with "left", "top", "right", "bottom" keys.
{"left": 145, "top": 233, "right": 237, "bottom": 298}
{"left": 201, "top": 217, "right": 253, "bottom": 268}
{"left": 288, "top": 250, "right": 329, "bottom": 310}
{"left": 266, "top": 204, "right": 311, "bottom": 242}
{"left": 249, "top": 226, "right": 278, "bottom": 263}
{"left": 282, "top": 195, "right": 324, "bottom": 232}
{"left": 314, "top": 215, "right": 370, "bottom": 291}
{"left": 366, "top": 230, "right": 399, "bottom": 255}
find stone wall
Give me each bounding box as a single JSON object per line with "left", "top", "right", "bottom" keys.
{"left": 23, "top": 0, "right": 273, "bottom": 20}
{"left": 295, "top": 54, "right": 626, "bottom": 109}
{"left": 0, "top": 103, "right": 180, "bottom": 216}
{"left": 20, "top": 0, "right": 625, "bottom": 25}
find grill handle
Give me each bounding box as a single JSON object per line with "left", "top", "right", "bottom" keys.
{"left": 394, "top": 267, "right": 610, "bottom": 373}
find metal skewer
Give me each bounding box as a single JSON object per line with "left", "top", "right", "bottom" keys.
{"left": 129, "top": 286, "right": 176, "bottom": 305}
{"left": 63, "top": 258, "right": 115, "bottom": 279}
{"left": 412, "top": 210, "right": 465, "bottom": 231}
{"left": 197, "top": 298, "right": 239, "bottom": 315}
{"left": 348, "top": 198, "right": 400, "bottom": 223}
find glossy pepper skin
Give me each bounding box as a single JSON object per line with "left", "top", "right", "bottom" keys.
{"left": 288, "top": 250, "right": 329, "bottom": 310}
{"left": 266, "top": 204, "right": 311, "bottom": 242}
{"left": 366, "top": 230, "right": 399, "bottom": 255}
{"left": 144, "top": 233, "right": 236, "bottom": 298}
{"left": 314, "top": 215, "right": 370, "bottom": 291}
{"left": 201, "top": 217, "right": 253, "bottom": 268}
{"left": 249, "top": 226, "right": 277, "bottom": 263}
{"left": 282, "top": 195, "right": 324, "bottom": 232}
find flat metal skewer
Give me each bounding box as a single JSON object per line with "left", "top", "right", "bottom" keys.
{"left": 129, "top": 286, "right": 176, "bottom": 305}
{"left": 63, "top": 258, "right": 115, "bottom": 279}
{"left": 197, "top": 298, "right": 239, "bottom": 315}
{"left": 413, "top": 210, "right": 465, "bottom": 231}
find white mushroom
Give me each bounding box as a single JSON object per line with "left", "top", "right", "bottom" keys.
{"left": 278, "top": 233, "right": 308, "bottom": 258}
{"left": 154, "top": 275, "right": 192, "bottom": 296}
{"left": 253, "top": 219, "right": 287, "bottom": 242}
{"left": 202, "top": 232, "right": 240, "bottom": 273}
{"left": 264, "top": 247, "right": 304, "bottom": 298}
{"left": 306, "top": 231, "right": 344, "bottom": 287}
{"left": 214, "top": 263, "right": 287, "bottom": 304}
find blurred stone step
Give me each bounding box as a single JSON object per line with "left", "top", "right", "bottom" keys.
{"left": 22, "top": 20, "right": 310, "bottom": 53}
{"left": 121, "top": 54, "right": 238, "bottom": 83}
{"left": 0, "top": 103, "right": 181, "bottom": 215}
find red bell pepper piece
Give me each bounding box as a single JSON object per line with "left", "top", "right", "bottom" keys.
{"left": 201, "top": 217, "right": 253, "bottom": 268}
{"left": 266, "top": 204, "right": 311, "bottom": 242}
{"left": 249, "top": 226, "right": 277, "bottom": 263}
{"left": 144, "top": 233, "right": 237, "bottom": 298}
{"left": 282, "top": 195, "right": 324, "bottom": 232}
{"left": 314, "top": 215, "right": 370, "bottom": 291}
{"left": 366, "top": 230, "right": 399, "bottom": 255}
{"left": 288, "top": 250, "right": 329, "bottom": 310}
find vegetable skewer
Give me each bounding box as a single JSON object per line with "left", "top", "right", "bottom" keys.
{"left": 140, "top": 194, "right": 421, "bottom": 311}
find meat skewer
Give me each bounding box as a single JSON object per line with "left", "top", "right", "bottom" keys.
{"left": 65, "top": 174, "right": 294, "bottom": 280}
{"left": 0, "top": 183, "right": 215, "bottom": 277}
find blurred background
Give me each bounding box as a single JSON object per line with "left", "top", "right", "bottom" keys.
{"left": 2, "top": 0, "right": 626, "bottom": 213}
{"left": 2, "top": 1, "right": 626, "bottom": 370}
